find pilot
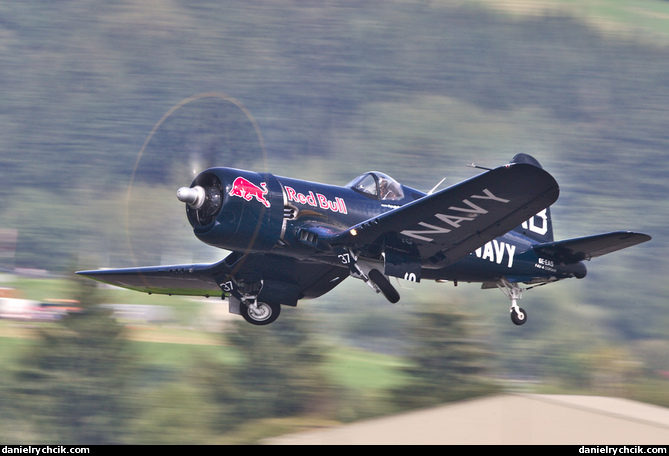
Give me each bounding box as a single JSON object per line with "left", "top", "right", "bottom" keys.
{"left": 379, "top": 178, "right": 397, "bottom": 200}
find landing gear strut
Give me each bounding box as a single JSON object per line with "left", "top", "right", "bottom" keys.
{"left": 338, "top": 248, "right": 400, "bottom": 304}
{"left": 497, "top": 279, "right": 527, "bottom": 326}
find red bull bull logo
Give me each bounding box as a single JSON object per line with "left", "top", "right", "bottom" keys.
{"left": 229, "top": 177, "right": 271, "bottom": 208}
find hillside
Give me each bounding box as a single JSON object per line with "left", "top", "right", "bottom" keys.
{"left": 0, "top": 0, "right": 666, "bottom": 392}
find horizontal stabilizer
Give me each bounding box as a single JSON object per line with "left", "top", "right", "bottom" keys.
{"left": 532, "top": 231, "right": 651, "bottom": 263}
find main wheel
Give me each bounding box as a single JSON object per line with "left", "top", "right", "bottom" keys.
{"left": 240, "top": 301, "right": 280, "bottom": 326}
{"left": 368, "top": 269, "right": 400, "bottom": 303}
{"left": 510, "top": 307, "right": 527, "bottom": 326}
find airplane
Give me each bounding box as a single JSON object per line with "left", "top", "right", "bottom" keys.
{"left": 77, "top": 153, "right": 651, "bottom": 326}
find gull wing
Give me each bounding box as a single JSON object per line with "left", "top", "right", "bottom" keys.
{"left": 320, "top": 163, "right": 559, "bottom": 266}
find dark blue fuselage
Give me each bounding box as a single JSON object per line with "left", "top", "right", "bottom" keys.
{"left": 186, "top": 167, "right": 585, "bottom": 289}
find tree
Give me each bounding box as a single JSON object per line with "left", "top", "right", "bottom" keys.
{"left": 391, "top": 303, "right": 499, "bottom": 411}
{"left": 9, "top": 277, "right": 138, "bottom": 444}
{"left": 190, "top": 310, "right": 336, "bottom": 433}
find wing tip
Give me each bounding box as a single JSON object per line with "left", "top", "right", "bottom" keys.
{"left": 75, "top": 269, "right": 110, "bottom": 278}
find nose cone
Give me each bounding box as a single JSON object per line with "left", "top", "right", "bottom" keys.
{"left": 177, "top": 186, "right": 205, "bottom": 208}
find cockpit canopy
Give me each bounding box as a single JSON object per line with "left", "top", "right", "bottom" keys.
{"left": 346, "top": 171, "right": 405, "bottom": 201}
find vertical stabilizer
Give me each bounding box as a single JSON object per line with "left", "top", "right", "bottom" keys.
{"left": 510, "top": 154, "right": 554, "bottom": 243}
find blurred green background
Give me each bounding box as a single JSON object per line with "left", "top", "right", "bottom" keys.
{"left": 0, "top": 0, "right": 667, "bottom": 444}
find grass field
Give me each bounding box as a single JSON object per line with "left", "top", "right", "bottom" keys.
{"left": 0, "top": 322, "right": 407, "bottom": 390}
{"left": 472, "top": 0, "right": 669, "bottom": 41}
{"left": 0, "top": 321, "right": 410, "bottom": 443}
{"left": 0, "top": 275, "right": 408, "bottom": 390}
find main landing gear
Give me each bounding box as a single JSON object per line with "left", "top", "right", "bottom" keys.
{"left": 239, "top": 300, "right": 280, "bottom": 326}
{"left": 497, "top": 279, "right": 527, "bottom": 326}
{"left": 219, "top": 278, "right": 281, "bottom": 326}
{"left": 340, "top": 249, "right": 400, "bottom": 304}
{"left": 368, "top": 268, "right": 401, "bottom": 304}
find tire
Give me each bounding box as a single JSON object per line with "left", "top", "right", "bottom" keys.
{"left": 240, "top": 301, "right": 281, "bottom": 326}
{"left": 368, "top": 269, "right": 400, "bottom": 304}
{"left": 510, "top": 307, "right": 527, "bottom": 326}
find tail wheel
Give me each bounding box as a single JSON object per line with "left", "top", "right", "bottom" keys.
{"left": 240, "top": 301, "right": 280, "bottom": 326}
{"left": 510, "top": 307, "right": 527, "bottom": 326}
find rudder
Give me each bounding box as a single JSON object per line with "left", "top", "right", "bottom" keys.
{"left": 510, "top": 154, "right": 554, "bottom": 243}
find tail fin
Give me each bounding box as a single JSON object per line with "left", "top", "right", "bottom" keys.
{"left": 510, "top": 154, "right": 554, "bottom": 243}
